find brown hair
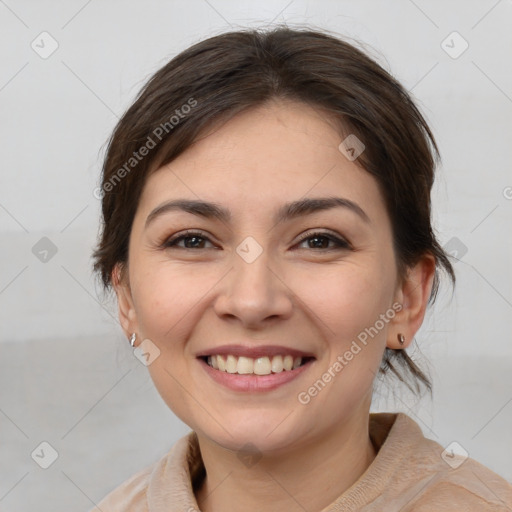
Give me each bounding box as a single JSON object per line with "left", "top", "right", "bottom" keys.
{"left": 92, "top": 26, "right": 455, "bottom": 393}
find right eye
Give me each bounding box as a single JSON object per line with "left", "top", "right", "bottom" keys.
{"left": 162, "top": 230, "right": 216, "bottom": 249}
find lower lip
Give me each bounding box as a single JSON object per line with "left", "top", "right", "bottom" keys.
{"left": 198, "top": 358, "right": 314, "bottom": 392}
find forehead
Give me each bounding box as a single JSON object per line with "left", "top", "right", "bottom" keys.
{"left": 137, "top": 100, "right": 387, "bottom": 226}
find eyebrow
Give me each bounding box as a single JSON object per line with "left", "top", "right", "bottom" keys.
{"left": 145, "top": 196, "right": 371, "bottom": 229}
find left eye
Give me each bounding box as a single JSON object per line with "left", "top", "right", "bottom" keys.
{"left": 295, "top": 231, "right": 350, "bottom": 250}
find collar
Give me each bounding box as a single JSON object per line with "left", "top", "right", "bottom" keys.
{"left": 146, "top": 412, "right": 424, "bottom": 511}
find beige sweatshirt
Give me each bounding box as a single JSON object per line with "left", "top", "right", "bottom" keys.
{"left": 90, "top": 412, "right": 512, "bottom": 511}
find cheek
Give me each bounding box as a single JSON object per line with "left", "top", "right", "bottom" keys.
{"left": 131, "top": 263, "right": 217, "bottom": 344}
{"left": 286, "top": 265, "right": 394, "bottom": 429}
{"left": 295, "top": 260, "right": 394, "bottom": 345}
{"left": 131, "top": 265, "right": 216, "bottom": 424}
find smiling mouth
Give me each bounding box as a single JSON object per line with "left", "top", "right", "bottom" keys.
{"left": 199, "top": 354, "right": 315, "bottom": 376}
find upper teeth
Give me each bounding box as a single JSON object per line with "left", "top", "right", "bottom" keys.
{"left": 207, "top": 354, "right": 303, "bottom": 375}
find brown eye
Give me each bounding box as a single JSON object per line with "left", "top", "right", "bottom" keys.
{"left": 163, "top": 231, "right": 214, "bottom": 249}
{"left": 295, "top": 231, "right": 351, "bottom": 251}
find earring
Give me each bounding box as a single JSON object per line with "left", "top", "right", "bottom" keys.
{"left": 397, "top": 333, "right": 405, "bottom": 346}
{"left": 129, "top": 333, "right": 137, "bottom": 347}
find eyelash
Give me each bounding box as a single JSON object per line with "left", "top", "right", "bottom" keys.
{"left": 162, "top": 230, "right": 351, "bottom": 251}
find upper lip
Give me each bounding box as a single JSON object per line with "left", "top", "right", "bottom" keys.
{"left": 196, "top": 344, "right": 315, "bottom": 359}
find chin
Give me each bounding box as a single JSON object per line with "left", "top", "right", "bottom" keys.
{"left": 198, "top": 414, "right": 306, "bottom": 454}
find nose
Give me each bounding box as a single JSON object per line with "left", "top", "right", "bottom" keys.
{"left": 213, "top": 246, "right": 294, "bottom": 329}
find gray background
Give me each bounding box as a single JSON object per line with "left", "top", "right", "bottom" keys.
{"left": 1, "top": 0, "right": 511, "bottom": 510}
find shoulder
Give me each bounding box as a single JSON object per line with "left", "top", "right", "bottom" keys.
{"left": 87, "top": 431, "right": 200, "bottom": 512}
{"left": 384, "top": 413, "right": 512, "bottom": 511}
{"left": 405, "top": 458, "right": 512, "bottom": 511}
{"left": 88, "top": 459, "right": 155, "bottom": 512}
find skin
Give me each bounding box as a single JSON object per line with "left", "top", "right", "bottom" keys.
{"left": 114, "top": 98, "right": 435, "bottom": 512}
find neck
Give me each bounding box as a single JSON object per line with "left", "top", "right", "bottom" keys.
{"left": 195, "top": 409, "right": 376, "bottom": 512}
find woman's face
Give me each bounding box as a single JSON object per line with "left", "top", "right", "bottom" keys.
{"left": 116, "top": 100, "right": 412, "bottom": 453}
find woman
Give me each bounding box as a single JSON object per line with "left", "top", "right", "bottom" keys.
{"left": 90, "top": 26, "right": 512, "bottom": 511}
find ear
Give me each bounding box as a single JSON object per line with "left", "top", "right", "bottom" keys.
{"left": 387, "top": 253, "right": 436, "bottom": 349}
{"left": 112, "top": 263, "right": 138, "bottom": 340}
